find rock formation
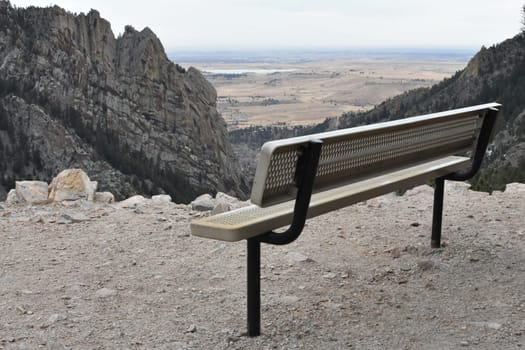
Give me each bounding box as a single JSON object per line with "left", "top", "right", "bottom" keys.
{"left": 0, "top": 2, "right": 249, "bottom": 202}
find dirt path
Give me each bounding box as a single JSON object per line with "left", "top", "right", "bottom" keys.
{"left": 1, "top": 183, "right": 524, "bottom": 349}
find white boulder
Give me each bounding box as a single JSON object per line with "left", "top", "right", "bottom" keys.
{"left": 48, "top": 169, "right": 96, "bottom": 202}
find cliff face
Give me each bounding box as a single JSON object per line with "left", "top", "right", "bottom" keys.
{"left": 0, "top": 3, "right": 249, "bottom": 201}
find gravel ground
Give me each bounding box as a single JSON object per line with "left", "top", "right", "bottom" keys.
{"left": 0, "top": 182, "right": 524, "bottom": 349}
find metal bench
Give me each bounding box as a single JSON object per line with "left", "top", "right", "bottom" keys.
{"left": 191, "top": 102, "right": 501, "bottom": 337}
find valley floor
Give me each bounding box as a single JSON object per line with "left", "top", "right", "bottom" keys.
{"left": 185, "top": 58, "right": 467, "bottom": 128}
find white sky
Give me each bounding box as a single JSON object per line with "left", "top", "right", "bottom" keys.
{"left": 10, "top": 0, "right": 525, "bottom": 51}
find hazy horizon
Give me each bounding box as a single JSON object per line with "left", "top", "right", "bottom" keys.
{"left": 9, "top": 0, "right": 525, "bottom": 52}
{"left": 170, "top": 47, "right": 478, "bottom": 64}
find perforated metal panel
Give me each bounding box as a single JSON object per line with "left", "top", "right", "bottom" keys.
{"left": 251, "top": 103, "right": 500, "bottom": 207}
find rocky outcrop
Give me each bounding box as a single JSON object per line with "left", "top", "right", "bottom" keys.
{"left": 0, "top": 3, "right": 248, "bottom": 202}
{"left": 5, "top": 168, "right": 112, "bottom": 205}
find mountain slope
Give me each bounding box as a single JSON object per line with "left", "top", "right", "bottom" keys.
{"left": 336, "top": 34, "right": 525, "bottom": 191}
{"left": 0, "top": 2, "right": 248, "bottom": 201}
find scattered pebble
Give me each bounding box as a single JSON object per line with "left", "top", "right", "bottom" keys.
{"left": 487, "top": 322, "right": 502, "bottom": 330}
{"left": 185, "top": 324, "right": 197, "bottom": 333}
{"left": 391, "top": 247, "right": 401, "bottom": 259}
{"left": 417, "top": 259, "right": 434, "bottom": 271}
{"left": 62, "top": 212, "right": 90, "bottom": 223}
{"left": 95, "top": 288, "right": 117, "bottom": 299}
{"left": 322, "top": 272, "right": 337, "bottom": 279}
{"left": 286, "top": 251, "right": 310, "bottom": 263}
{"left": 280, "top": 295, "right": 301, "bottom": 305}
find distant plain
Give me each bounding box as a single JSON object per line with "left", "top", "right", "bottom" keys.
{"left": 178, "top": 50, "right": 473, "bottom": 128}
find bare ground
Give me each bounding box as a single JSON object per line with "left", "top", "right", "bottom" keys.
{"left": 189, "top": 59, "right": 467, "bottom": 128}
{"left": 1, "top": 182, "right": 524, "bottom": 349}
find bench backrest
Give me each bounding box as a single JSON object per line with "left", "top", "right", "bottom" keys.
{"left": 251, "top": 103, "right": 501, "bottom": 207}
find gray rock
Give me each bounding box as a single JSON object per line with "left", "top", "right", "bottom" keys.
{"left": 62, "top": 212, "right": 90, "bottom": 223}
{"left": 152, "top": 194, "right": 172, "bottom": 203}
{"left": 185, "top": 324, "right": 197, "bottom": 333}
{"left": 280, "top": 295, "right": 300, "bottom": 305}
{"left": 285, "top": 251, "right": 310, "bottom": 263}
{"left": 417, "top": 259, "right": 435, "bottom": 271}
{"left": 192, "top": 199, "right": 215, "bottom": 211}
{"left": 6, "top": 189, "right": 19, "bottom": 205}
{"left": 391, "top": 247, "right": 401, "bottom": 259}
{"left": 191, "top": 194, "right": 215, "bottom": 211}
{"left": 215, "top": 192, "right": 239, "bottom": 205}
{"left": 119, "top": 195, "right": 147, "bottom": 208}
{"left": 322, "top": 272, "right": 337, "bottom": 279}
{"left": 487, "top": 322, "right": 502, "bottom": 330}
{"left": 94, "top": 192, "right": 115, "bottom": 203}
{"left": 211, "top": 202, "right": 231, "bottom": 215}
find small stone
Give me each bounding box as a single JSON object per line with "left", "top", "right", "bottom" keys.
{"left": 468, "top": 256, "right": 479, "bottom": 262}
{"left": 191, "top": 194, "right": 215, "bottom": 211}
{"left": 280, "top": 295, "right": 300, "bottom": 305}
{"left": 391, "top": 247, "right": 401, "bottom": 259}
{"left": 215, "top": 192, "right": 239, "bottom": 204}
{"left": 152, "top": 194, "right": 172, "bottom": 203}
{"left": 6, "top": 189, "right": 19, "bottom": 205}
{"left": 40, "top": 313, "right": 65, "bottom": 329}
{"left": 487, "top": 322, "right": 502, "bottom": 330}
{"left": 185, "top": 324, "right": 197, "bottom": 333}
{"left": 94, "top": 192, "right": 115, "bottom": 203}
{"left": 31, "top": 215, "right": 45, "bottom": 224}
{"left": 460, "top": 340, "right": 469, "bottom": 346}
{"left": 285, "top": 251, "right": 309, "bottom": 263}
{"left": 95, "top": 288, "right": 117, "bottom": 298}
{"left": 417, "top": 259, "right": 434, "bottom": 271}
{"left": 57, "top": 218, "right": 72, "bottom": 224}
{"left": 211, "top": 202, "right": 231, "bottom": 215}
{"left": 119, "top": 195, "right": 147, "bottom": 208}
{"left": 62, "top": 212, "right": 90, "bottom": 223}
{"left": 134, "top": 207, "right": 145, "bottom": 214}
{"left": 322, "top": 272, "right": 337, "bottom": 279}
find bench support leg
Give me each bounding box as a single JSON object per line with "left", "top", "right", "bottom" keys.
{"left": 431, "top": 177, "right": 445, "bottom": 248}
{"left": 247, "top": 238, "right": 261, "bottom": 336}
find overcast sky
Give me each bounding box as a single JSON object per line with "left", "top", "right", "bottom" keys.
{"left": 10, "top": 0, "right": 525, "bottom": 51}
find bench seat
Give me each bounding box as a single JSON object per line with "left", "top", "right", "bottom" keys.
{"left": 191, "top": 155, "right": 470, "bottom": 242}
